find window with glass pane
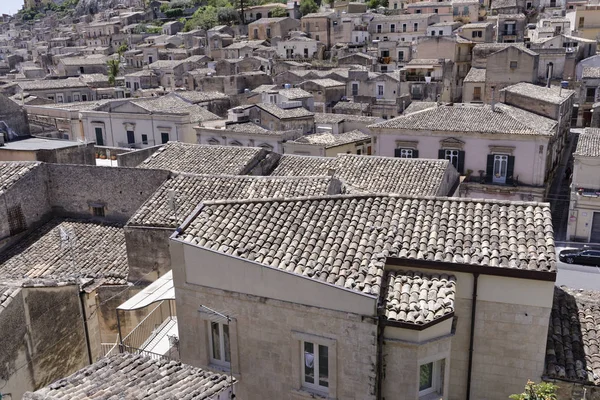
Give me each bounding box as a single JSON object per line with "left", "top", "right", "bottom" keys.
{"left": 493, "top": 154, "right": 508, "bottom": 184}
{"left": 209, "top": 321, "right": 230, "bottom": 368}
{"left": 420, "top": 362, "right": 433, "bottom": 391}
{"left": 445, "top": 149, "right": 459, "bottom": 169}
{"left": 302, "top": 341, "right": 328, "bottom": 393}
{"left": 399, "top": 149, "right": 413, "bottom": 158}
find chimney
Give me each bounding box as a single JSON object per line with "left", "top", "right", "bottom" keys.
{"left": 491, "top": 86, "right": 496, "bottom": 111}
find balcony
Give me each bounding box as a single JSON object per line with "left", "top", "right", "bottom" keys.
{"left": 114, "top": 272, "right": 179, "bottom": 360}
{"left": 405, "top": 74, "right": 438, "bottom": 82}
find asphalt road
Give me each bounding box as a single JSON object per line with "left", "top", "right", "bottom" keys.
{"left": 555, "top": 247, "right": 600, "bottom": 290}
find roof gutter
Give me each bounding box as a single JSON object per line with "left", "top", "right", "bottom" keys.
{"left": 385, "top": 257, "right": 556, "bottom": 282}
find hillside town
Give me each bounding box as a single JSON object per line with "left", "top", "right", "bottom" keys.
{"left": 2, "top": 0, "right": 600, "bottom": 398}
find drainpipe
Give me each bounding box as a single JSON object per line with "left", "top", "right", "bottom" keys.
{"left": 466, "top": 273, "right": 479, "bottom": 400}
{"left": 376, "top": 291, "right": 386, "bottom": 400}
{"left": 78, "top": 291, "right": 93, "bottom": 365}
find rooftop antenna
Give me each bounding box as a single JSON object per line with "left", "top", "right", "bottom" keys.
{"left": 198, "top": 305, "right": 236, "bottom": 399}
{"left": 59, "top": 226, "right": 77, "bottom": 273}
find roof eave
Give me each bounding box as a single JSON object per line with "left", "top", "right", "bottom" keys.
{"left": 385, "top": 311, "right": 454, "bottom": 331}
{"left": 386, "top": 257, "right": 557, "bottom": 282}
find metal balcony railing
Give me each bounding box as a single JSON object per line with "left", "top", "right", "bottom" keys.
{"left": 122, "top": 300, "right": 175, "bottom": 351}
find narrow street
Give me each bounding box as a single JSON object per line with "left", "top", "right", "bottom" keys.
{"left": 547, "top": 128, "right": 580, "bottom": 242}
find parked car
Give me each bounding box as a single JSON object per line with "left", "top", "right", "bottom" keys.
{"left": 559, "top": 248, "right": 600, "bottom": 266}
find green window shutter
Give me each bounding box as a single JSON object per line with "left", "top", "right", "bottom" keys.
{"left": 394, "top": 148, "right": 402, "bottom": 157}
{"left": 486, "top": 154, "right": 494, "bottom": 183}
{"left": 506, "top": 156, "right": 516, "bottom": 185}
{"left": 438, "top": 149, "right": 445, "bottom": 159}
{"left": 457, "top": 150, "right": 465, "bottom": 174}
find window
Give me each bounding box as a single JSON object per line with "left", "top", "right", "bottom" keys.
{"left": 92, "top": 206, "right": 105, "bottom": 217}
{"left": 434, "top": 8, "right": 438, "bottom": 13}
{"left": 413, "top": 23, "right": 418, "bottom": 32}
{"left": 57, "top": 95, "right": 64, "bottom": 103}
{"left": 587, "top": 87, "right": 596, "bottom": 102}
{"left": 473, "top": 86, "right": 481, "bottom": 101}
{"left": 472, "top": 30, "right": 482, "bottom": 38}
{"left": 127, "top": 130, "right": 135, "bottom": 144}
{"left": 394, "top": 3, "right": 398, "bottom": 8}
{"left": 509, "top": 61, "right": 518, "bottom": 69}
{"left": 7, "top": 205, "right": 26, "bottom": 235}
{"left": 73, "top": 94, "right": 80, "bottom": 101}
{"left": 315, "top": 34, "right": 320, "bottom": 41}
{"left": 390, "top": 24, "right": 395, "bottom": 32}
{"left": 141, "top": 134, "right": 148, "bottom": 145}
{"left": 94, "top": 127, "right": 104, "bottom": 146}
{"left": 377, "top": 85, "right": 384, "bottom": 96}
{"left": 126, "top": 81, "right": 131, "bottom": 88}
{"left": 266, "top": 28, "right": 271, "bottom": 38}
{"left": 439, "top": 149, "right": 464, "bottom": 173}
{"left": 398, "top": 50, "right": 404, "bottom": 60}
{"left": 352, "top": 82, "right": 359, "bottom": 96}
{"left": 161, "top": 132, "right": 169, "bottom": 144}
{"left": 209, "top": 321, "right": 231, "bottom": 368}
{"left": 486, "top": 154, "right": 514, "bottom": 184}
{"left": 463, "top": 5, "right": 469, "bottom": 15}
{"left": 82, "top": 94, "right": 88, "bottom": 101}
{"left": 381, "top": 49, "right": 390, "bottom": 57}
{"left": 431, "top": 30, "right": 436, "bottom": 36}
{"left": 439, "top": 30, "right": 443, "bottom": 35}
{"left": 134, "top": 82, "right": 140, "bottom": 91}
{"left": 579, "top": 17, "right": 585, "bottom": 28}
{"left": 394, "top": 148, "right": 417, "bottom": 158}
{"left": 492, "top": 154, "right": 508, "bottom": 183}
{"left": 377, "top": 24, "right": 382, "bottom": 33}
{"left": 302, "top": 341, "right": 329, "bottom": 393}
{"left": 402, "top": 23, "right": 407, "bottom": 32}
{"left": 419, "top": 359, "right": 445, "bottom": 397}
{"left": 416, "top": 9, "right": 422, "bottom": 13}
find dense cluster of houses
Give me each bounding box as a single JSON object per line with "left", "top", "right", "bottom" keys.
{"left": 2, "top": 0, "right": 600, "bottom": 398}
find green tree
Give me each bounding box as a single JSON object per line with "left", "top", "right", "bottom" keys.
{"left": 107, "top": 59, "right": 121, "bottom": 86}
{"left": 299, "top": 0, "right": 318, "bottom": 15}
{"left": 185, "top": 6, "right": 219, "bottom": 31}
{"left": 509, "top": 381, "right": 558, "bottom": 400}
{"left": 117, "top": 44, "right": 128, "bottom": 57}
{"left": 270, "top": 6, "right": 288, "bottom": 17}
{"left": 217, "top": 7, "right": 240, "bottom": 24}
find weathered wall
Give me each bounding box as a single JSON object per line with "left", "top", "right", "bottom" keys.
{"left": 35, "top": 142, "right": 96, "bottom": 165}
{"left": 0, "top": 93, "right": 30, "bottom": 137}
{"left": 0, "top": 164, "right": 50, "bottom": 244}
{"left": 1, "top": 286, "right": 88, "bottom": 400}
{"left": 176, "top": 282, "right": 378, "bottom": 400}
{"left": 45, "top": 164, "right": 169, "bottom": 222}
{"left": 116, "top": 145, "right": 162, "bottom": 168}
{"left": 124, "top": 227, "right": 174, "bottom": 283}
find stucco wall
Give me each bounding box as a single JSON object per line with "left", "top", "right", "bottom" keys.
{"left": 373, "top": 129, "right": 549, "bottom": 186}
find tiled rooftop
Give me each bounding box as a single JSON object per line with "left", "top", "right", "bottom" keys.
{"left": 174, "top": 91, "right": 228, "bottom": 103}
{"left": 384, "top": 270, "right": 456, "bottom": 325}
{"left": 574, "top": 128, "right": 600, "bottom": 157}
{"left": 272, "top": 154, "right": 456, "bottom": 196}
{"left": 24, "top": 353, "right": 235, "bottom": 400}
{"left": 464, "top": 67, "right": 486, "bottom": 83}
{"left": 138, "top": 142, "right": 267, "bottom": 175}
{"left": 291, "top": 130, "right": 370, "bottom": 148}
{"left": 302, "top": 78, "right": 345, "bottom": 88}
{"left": 256, "top": 103, "right": 314, "bottom": 119}
{"left": 0, "top": 218, "right": 127, "bottom": 285}
{"left": 18, "top": 77, "right": 88, "bottom": 91}
{"left": 546, "top": 286, "right": 600, "bottom": 385}
{"left": 403, "top": 101, "right": 438, "bottom": 115}
{"left": 177, "top": 195, "right": 555, "bottom": 295}
{"left": 128, "top": 174, "right": 337, "bottom": 228}
{"left": 0, "top": 161, "right": 40, "bottom": 195}
{"left": 583, "top": 67, "right": 600, "bottom": 80}
{"left": 501, "top": 82, "right": 575, "bottom": 105}
{"left": 370, "top": 104, "right": 555, "bottom": 136}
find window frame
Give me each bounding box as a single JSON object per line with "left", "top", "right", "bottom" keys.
{"left": 396, "top": 148, "right": 414, "bottom": 158}
{"left": 418, "top": 359, "right": 445, "bottom": 398}
{"left": 301, "top": 340, "right": 329, "bottom": 393}
{"left": 492, "top": 153, "right": 509, "bottom": 184}
{"left": 291, "top": 331, "right": 337, "bottom": 398}
{"left": 207, "top": 320, "right": 231, "bottom": 369}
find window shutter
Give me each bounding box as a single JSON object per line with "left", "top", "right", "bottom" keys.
{"left": 394, "top": 148, "right": 402, "bottom": 157}
{"left": 412, "top": 149, "right": 419, "bottom": 158}
{"left": 457, "top": 150, "right": 465, "bottom": 174}
{"left": 438, "top": 149, "right": 445, "bottom": 159}
{"left": 486, "top": 154, "right": 494, "bottom": 183}
{"left": 506, "top": 156, "right": 516, "bottom": 185}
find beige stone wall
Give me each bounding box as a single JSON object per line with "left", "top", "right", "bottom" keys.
{"left": 176, "top": 283, "right": 378, "bottom": 400}
{"left": 383, "top": 333, "right": 452, "bottom": 400}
